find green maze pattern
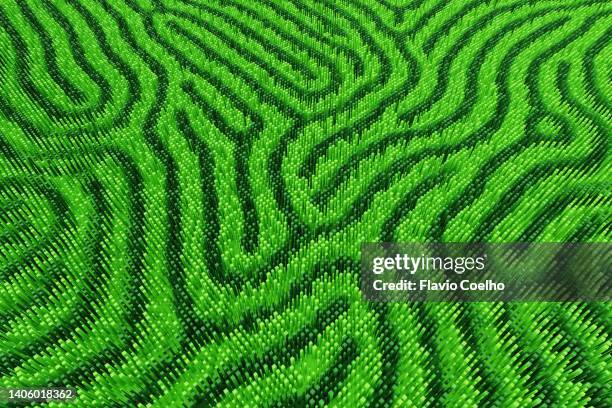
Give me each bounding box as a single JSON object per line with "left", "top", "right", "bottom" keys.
{"left": 0, "top": 0, "right": 610, "bottom": 406}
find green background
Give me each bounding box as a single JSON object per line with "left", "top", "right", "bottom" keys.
{"left": 0, "top": 0, "right": 610, "bottom": 406}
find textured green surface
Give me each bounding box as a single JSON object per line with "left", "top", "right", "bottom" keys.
{"left": 0, "top": 0, "right": 610, "bottom": 406}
